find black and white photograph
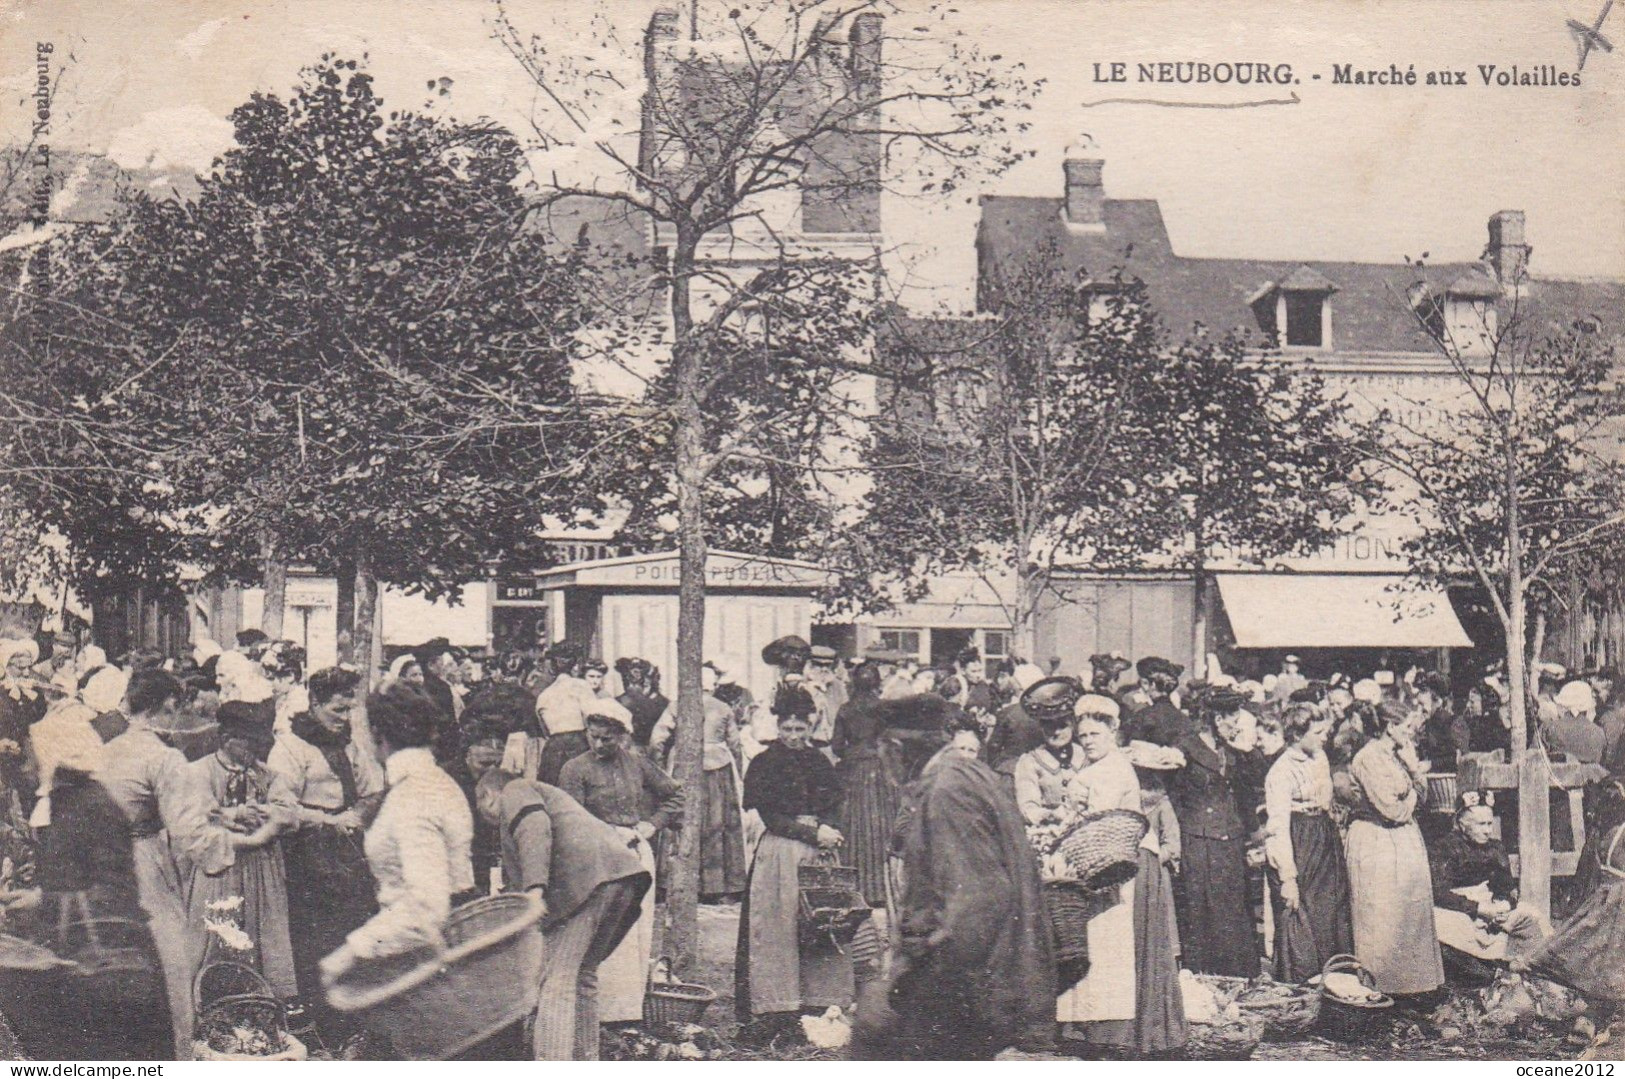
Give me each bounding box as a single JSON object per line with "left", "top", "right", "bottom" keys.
{"left": 0, "top": 0, "right": 1623, "bottom": 1064}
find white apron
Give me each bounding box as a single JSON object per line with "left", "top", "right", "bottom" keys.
{"left": 596, "top": 835, "right": 656, "bottom": 1022}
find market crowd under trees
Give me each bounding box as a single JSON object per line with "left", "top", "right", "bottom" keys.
{"left": 1, "top": 2, "right": 1623, "bottom": 1052}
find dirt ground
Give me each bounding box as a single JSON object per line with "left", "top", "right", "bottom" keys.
{"left": 640, "top": 903, "right": 1586, "bottom": 1063}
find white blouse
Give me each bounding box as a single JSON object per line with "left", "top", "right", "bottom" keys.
{"left": 346, "top": 748, "right": 474, "bottom": 960}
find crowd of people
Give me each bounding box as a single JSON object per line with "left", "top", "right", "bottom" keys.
{"left": 0, "top": 624, "right": 1621, "bottom": 1061}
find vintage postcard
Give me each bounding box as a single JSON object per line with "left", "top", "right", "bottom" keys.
{"left": 0, "top": 0, "right": 1622, "bottom": 1065}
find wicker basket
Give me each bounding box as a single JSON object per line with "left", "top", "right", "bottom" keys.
{"left": 326, "top": 892, "right": 545, "bottom": 1060}
{"left": 1234, "top": 979, "right": 1322, "bottom": 1040}
{"left": 1186, "top": 1010, "right": 1264, "bottom": 1060}
{"left": 194, "top": 961, "right": 304, "bottom": 1061}
{"left": 798, "top": 856, "right": 870, "bottom": 945}
{"left": 644, "top": 979, "right": 717, "bottom": 1028}
{"left": 1313, "top": 954, "right": 1393, "bottom": 1042}
{"left": 1040, "top": 879, "right": 1097, "bottom": 965}
{"left": 1059, "top": 809, "right": 1147, "bottom": 889}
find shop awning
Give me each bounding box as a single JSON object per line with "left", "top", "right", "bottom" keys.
{"left": 1215, "top": 573, "right": 1472, "bottom": 649}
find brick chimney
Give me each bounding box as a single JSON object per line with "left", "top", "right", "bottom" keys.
{"left": 1487, "top": 210, "right": 1528, "bottom": 285}
{"left": 1064, "top": 157, "right": 1105, "bottom": 229}
{"left": 638, "top": 10, "right": 683, "bottom": 178}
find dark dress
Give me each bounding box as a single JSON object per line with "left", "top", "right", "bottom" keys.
{"left": 858, "top": 753, "right": 1055, "bottom": 1060}
{"left": 735, "top": 742, "right": 853, "bottom": 1021}
{"left": 0, "top": 771, "right": 172, "bottom": 1060}
{"left": 0, "top": 687, "right": 44, "bottom": 815}
{"left": 1166, "top": 734, "right": 1259, "bottom": 977}
{"left": 280, "top": 718, "right": 380, "bottom": 1029}
{"left": 831, "top": 693, "right": 900, "bottom": 906}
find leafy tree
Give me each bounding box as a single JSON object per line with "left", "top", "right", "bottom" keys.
{"left": 492, "top": 0, "right": 1039, "bottom": 970}
{"left": 1362, "top": 269, "right": 1625, "bottom": 915}
{"left": 1122, "top": 330, "right": 1372, "bottom": 674}
{"left": 867, "top": 245, "right": 1368, "bottom": 671}
{"left": 8, "top": 57, "right": 604, "bottom": 678}
{"left": 864, "top": 246, "right": 1171, "bottom": 658}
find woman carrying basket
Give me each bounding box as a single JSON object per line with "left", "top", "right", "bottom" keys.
{"left": 1061, "top": 698, "right": 1186, "bottom": 1056}
{"left": 734, "top": 686, "right": 853, "bottom": 1036}
{"left": 319, "top": 684, "right": 474, "bottom": 983}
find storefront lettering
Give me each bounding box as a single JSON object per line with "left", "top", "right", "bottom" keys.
{"left": 630, "top": 561, "right": 800, "bottom": 585}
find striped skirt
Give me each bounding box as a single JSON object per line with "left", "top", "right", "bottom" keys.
{"left": 838, "top": 756, "right": 899, "bottom": 907}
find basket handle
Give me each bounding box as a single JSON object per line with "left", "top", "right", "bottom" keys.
{"left": 194, "top": 959, "right": 280, "bottom": 1012}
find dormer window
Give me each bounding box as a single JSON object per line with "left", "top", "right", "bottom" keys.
{"left": 1410, "top": 270, "right": 1501, "bottom": 356}
{"left": 1249, "top": 265, "right": 1336, "bottom": 350}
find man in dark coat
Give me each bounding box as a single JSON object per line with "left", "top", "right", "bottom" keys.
{"left": 855, "top": 747, "right": 1055, "bottom": 1060}
{"left": 415, "top": 638, "right": 462, "bottom": 763}
{"left": 478, "top": 772, "right": 652, "bottom": 1061}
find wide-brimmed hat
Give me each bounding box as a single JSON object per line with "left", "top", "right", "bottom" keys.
{"left": 1021, "top": 676, "right": 1081, "bottom": 726}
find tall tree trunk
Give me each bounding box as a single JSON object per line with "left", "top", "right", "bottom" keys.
{"left": 1014, "top": 560, "right": 1041, "bottom": 663}
{"left": 260, "top": 530, "right": 287, "bottom": 638}
{"left": 335, "top": 557, "right": 357, "bottom": 664}
{"left": 666, "top": 232, "right": 707, "bottom": 978}
{"left": 352, "top": 552, "right": 380, "bottom": 763}
{"left": 1506, "top": 444, "right": 1551, "bottom": 919}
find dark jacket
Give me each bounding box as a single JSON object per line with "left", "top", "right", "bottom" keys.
{"left": 1167, "top": 733, "right": 1249, "bottom": 842}
{"left": 743, "top": 741, "right": 841, "bottom": 845}
{"left": 982, "top": 702, "right": 1044, "bottom": 777}
{"left": 1430, "top": 829, "right": 1515, "bottom": 915}
{"left": 872, "top": 753, "right": 1055, "bottom": 1057}
{"left": 1127, "top": 698, "right": 1192, "bottom": 748}
{"left": 495, "top": 777, "right": 651, "bottom": 933}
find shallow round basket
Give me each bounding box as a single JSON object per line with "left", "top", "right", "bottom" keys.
{"left": 326, "top": 892, "right": 545, "bottom": 1060}
{"left": 1234, "top": 979, "right": 1322, "bottom": 1041}
{"left": 1313, "top": 954, "right": 1393, "bottom": 1043}
{"left": 644, "top": 980, "right": 717, "bottom": 1028}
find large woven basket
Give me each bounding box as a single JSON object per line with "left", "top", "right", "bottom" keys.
{"left": 1040, "top": 879, "right": 1096, "bottom": 965}
{"left": 1059, "top": 809, "right": 1147, "bottom": 889}
{"left": 1186, "top": 1010, "right": 1263, "bottom": 1060}
{"left": 326, "top": 893, "right": 545, "bottom": 1060}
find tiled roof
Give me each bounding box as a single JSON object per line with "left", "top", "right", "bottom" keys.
{"left": 976, "top": 195, "right": 1625, "bottom": 353}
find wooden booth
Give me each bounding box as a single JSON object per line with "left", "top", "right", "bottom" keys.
{"left": 531, "top": 550, "right": 835, "bottom": 705}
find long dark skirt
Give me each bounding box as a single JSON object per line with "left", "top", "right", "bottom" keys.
{"left": 1271, "top": 813, "right": 1354, "bottom": 983}
{"left": 838, "top": 756, "right": 899, "bottom": 907}
{"left": 1131, "top": 847, "right": 1188, "bottom": 1054}
{"left": 286, "top": 824, "right": 377, "bottom": 1031}
{"left": 701, "top": 764, "right": 747, "bottom": 900}
{"left": 1174, "top": 834, "right": 1257, "bottom": 977}
{"left": 538, "top": 732, "right": 590, "bottom": 786}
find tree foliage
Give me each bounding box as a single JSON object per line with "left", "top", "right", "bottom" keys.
{"left": 5, "top": 56, "right": 602, "bottom": 605}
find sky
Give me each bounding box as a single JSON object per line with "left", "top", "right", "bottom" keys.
{"left": 3, "top": 0, "right": 1622, "bottom": 313}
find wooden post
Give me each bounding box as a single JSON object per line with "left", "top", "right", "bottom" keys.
{"left": 260, "top": 531, "right": 287, "bottom": 638}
